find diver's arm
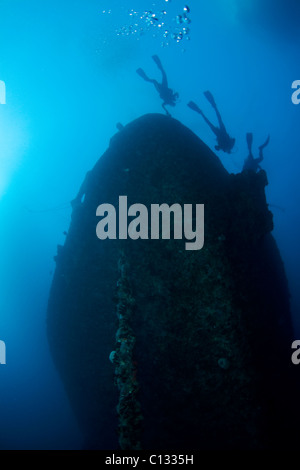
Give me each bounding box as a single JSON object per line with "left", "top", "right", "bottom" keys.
{"left": 162, "top": 102, "right": 171, "bottom": 116}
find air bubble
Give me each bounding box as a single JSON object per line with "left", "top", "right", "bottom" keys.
{"left": 183, "top": 14, "right": 191, "bottom": 24}
{"left": 108, "top": 2, "right": 191, "bottom": 47}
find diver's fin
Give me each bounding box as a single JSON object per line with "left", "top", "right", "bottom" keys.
{"left": 204, "top": 90, "right": 216, "bottom": 108}
{"left": 246, "top": 132, "right": 253, "bottom": 151}
{"left": 136, "top": 68, "right": 150, "bottom": 81}
{"left": 259, "top": 134, "right": 270, "bottom": 150}
{"left": 187, "top": 101, "right": 202, "bottom": 114}
{"left": 152, "top": 55, "right": 163, "bottom": 69}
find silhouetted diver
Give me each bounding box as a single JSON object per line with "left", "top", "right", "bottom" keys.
{"left": 136, "top": 55, "right": 179, "bottom": 116}
{"left": 243, "top": 133, "right": 270, "bottom": 172}
{"left": 188, "top": 91, "right": 235, "bottom": 154}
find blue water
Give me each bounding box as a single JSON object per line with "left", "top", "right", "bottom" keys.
{"left": 0, "top": 0, "right": 299, "bottom": 449}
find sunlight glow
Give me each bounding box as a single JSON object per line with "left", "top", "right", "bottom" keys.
{"left": 0, "top": 111, "right": 29, "bottom": 198}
